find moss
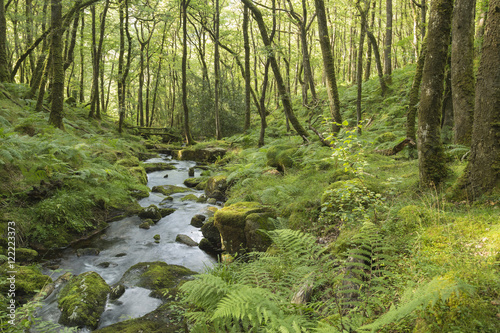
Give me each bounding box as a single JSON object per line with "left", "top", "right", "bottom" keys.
{"left": 129, "top": 166, "right": 148, "bottom": 185}
{"left": 119, "top": 262, "right": 195, "bottom": 300}
{"left": 93, "top": 301, "right": 186, "bottom": 333}
{"left": 376, "top": 132, "right": 397, "bottom": 143}
{"left": 266, "top": 145, "right": 298, "bottom": 172}
{"left": 0, "top": 264, "right": 52, "bottom": 303}
{"left": 115, "top": 157, "right": 140, "bottom": 168}
{"left": 181, "top": 194, "right": 198, "bottom": 202}
{"left": 143, "top": 163, "right": 177, "bottom": 173}
{"left": 152, "top": 185, "right": 192, "bottom": 196}
{"left": 15, "top": 248, "right": 38, "bottom": 262}
{"left": 205, "top": 175, "right": 228, "bottom": 201}
{"left": 58, "top": 271, "right": 111, "bottom": 329}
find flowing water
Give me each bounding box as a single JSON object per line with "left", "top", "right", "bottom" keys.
{"left": 36, "top": 155, "right": 217, "bottom": 331}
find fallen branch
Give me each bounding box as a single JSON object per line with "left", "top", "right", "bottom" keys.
{"left": 375, "top": 138, "right": 416, "bottom": 156}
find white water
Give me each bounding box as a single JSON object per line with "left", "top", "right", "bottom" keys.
{"left": 35, "top": 155, "right": 217, "bottom": 331}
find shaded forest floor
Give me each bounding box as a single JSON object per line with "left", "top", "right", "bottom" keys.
{"left": 0, "top": 65, "right": 499, "bottom": 331}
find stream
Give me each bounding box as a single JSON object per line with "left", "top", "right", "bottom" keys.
{"left": 36, "top": 155, "right": 217, "bottom": 331}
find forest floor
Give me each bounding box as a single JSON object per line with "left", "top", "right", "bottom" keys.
{"left": 0, "top": 65, "right": 499, "bottom": 332}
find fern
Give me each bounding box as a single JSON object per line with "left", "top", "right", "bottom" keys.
{"left": 358, "top": 276, "right": 474, "bottom": 332}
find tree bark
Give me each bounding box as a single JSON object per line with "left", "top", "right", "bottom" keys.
{"left": 451, "top": 0, "right": 476, "bottom": 145}
{"left": 214, "top": 0, "right": 221, "bottom": 139}
{"left": 48, "top": 0, "right": 65, "bottom": 130}
{"left": 366, "top": 31, "right": 388, "bottom": 95}
{"left": 314, "top": 0, "right": 342, "bottom": 134}
{"left": 241, "top": 0, "right": 309, "bottom": 141}
{"left": 417, "top": 0, "right": 453, "bottom": 187}
{"left": 384, "top": 0, "right": 392, "bottom": 83}
{"left": 243, "top": 5, "right": 251, "bottom": 132}
{"left": 182, "top": 0, "right": 196, "bottom": 145}
{"left": 464, "top": 0, "right": 500, "bottom": 198}
{"left": 0, "top": 0, "right": 11, "bottom": 81}
{"left": 355, "top": 0, "right": 370, "bottom": 134}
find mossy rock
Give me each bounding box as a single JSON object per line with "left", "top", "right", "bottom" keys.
{"left": 138, "top": 205, "right": 162, "bottom": 222}
{"left": 160, "top": 196, "right": 174, "bottom": 205}
{"left": 196, "top": 195, "right": 207, "bottom": 203}
{"left": 196, "top": 180, "right": 208, "bottom": 191}
{"left": 152, "top": 185, "right": 192, "bottom": 196}
{"left": 143, "top": 163, "right": 177, "bottom": 173}
{"left": 16, "top": 248, "right": 38, "bottom": 262}
{"left": 118, "top": 261, "right": 195, "bottom": 300}
{"left": 0, "top": 263, "right": 52, "bottom": 303}
{"left": 115, "top": 157, "right": 140, "bottom": 168}
{"left": 266, "top": 145, "right": 298, "bottom": 172}
{"left": 184, "top": 177, "right": 200, "bottom": 188}
{"left": 190, "top": 214, "right": 206, "bottom": 228}
{"left": 244, "top": 212, "right": 276, "bottom": 252}
{"left": 139, "top": 220, "right": 153, "bottom": 229}
{"left": 383, "top": 204, "right": 432, "bottom": 238}
{"left": 58, "top": 271, "right": 111, "bottom": 329}
{"left": 181, "top": 194, "right": 198, "bottom": 202}
{"left": 173, "top": 147, "right": 226, "bottom": 162}
{"left": 175, "top": 234, "right": 198, "bottom": 247}
{"left": 201, "top": 218, "right": 221, "bottom": 249}
{"left": 214, "top": 202, "right": 275, "bottom": 254}
{"left": 205, "top": 175, "right": 227, "bottom": 201}
{"left": 159, "top": 208, "right": 176, "bottom": 217}
{"left": 129, "top": 166, "right": 148, "bottom": 185}
{"left": 93, "top": 301, "right": 186, "bottom": 333}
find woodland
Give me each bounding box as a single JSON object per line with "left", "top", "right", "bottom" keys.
{"left": 0, "top": 0, "right": 499, "bottom": 331}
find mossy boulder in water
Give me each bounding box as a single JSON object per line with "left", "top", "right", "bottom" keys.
{"left": 190, "top": 214, "right": 206, "bottom": 227}
{"left": 181, "top": 193, "right": 198, "bottom": 202}
{"left": 200, "top": 218, "right": 221, "bottom": 252}
{"left": 173, "top": 147, "right": 226, "bottom": 162}
{"left": 205, "top": 175, "right": 227, "bottom": 201}
{"left": 138, "top": 205, "right": 162, "bottom": 222}
{"left": 58, "top": 271, "right": 111, "bottom": 329}
{"left": 152, "top": 185, "right": 192, "bottom": 196}
{"left": 143, "top": 163, "right": 177, "bottom": 173}
{"left": 175, "top": 234, "right": 198, "bottom": 247}
{"left": 214, "top": 202, "right": 276, "bottom": 254}
{"left": 93, "top": 301, "right": 186, "bottom": 333}
{"left": 118, "top": 261, "right": 195, "bottom": 299}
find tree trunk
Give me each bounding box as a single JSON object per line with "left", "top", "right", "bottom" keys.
{"left": 464, "top": 0, "right": 500, "bottom": 198}
{"left": 182, "top": 0, "right": 195, "bottom": 145}
{"left": 451, "top": 0, "right": 476, "bottom": 145}
{"left": 356, "top": 0, "right": 370, "bottom": 134}
{"left": 0, "top": 0, "right": 11, "bottom": 81}
{"left": 441, "top": 55, "right": 453, "bottom": 144}
{"left": 384, "top": 0, "right": 392, "bottom": 83}
{"left": 314, "top": 0, "right": 342, "bottom": 133}
{"left": 214, "top": 0, "right": 221, "bottom": 139}
{"left": 258, "top": 60, "right": 271, "bottom": 147}
{"left": 79, "top": 15, "right": 85, "bottom": 103}
{"left": 241, "top": 0, "right": 309, "bottom": 141}
{"left": 243, "top": 5, "right": 251, "bottom": 132}
{"left": 366, "top": 31, "right": 388, "bottom": 95}
{"left": 48, "top": 0, "right": 65, "bottom": 130}
{"left": 417, "top": 0, "right": 453, "bottom": 187}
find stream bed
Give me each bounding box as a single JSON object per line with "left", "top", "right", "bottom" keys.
{"left": 36, "top": 155, "right": 217, "bottom": 331}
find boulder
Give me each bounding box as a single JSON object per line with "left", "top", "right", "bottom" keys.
{"left": 181, "top": 194, "right": 198, "bottom": 202}
{"left": 138, "top": 205, "right": 162, "bottom": 222}
{"left": 214, "top": 202, "right": 275, "bottom": 254}
{"left": 190, "top": 214, "right": 206, "bottom": 228}
{"left": 109, "top": 284, "right": 126, "bottom": 300}
{"left": 118, "top": 261, "right": 195, "bottom": 299}
{"left": 205, "top": 175, "right": 227, "bottom": 201}
{"left": 175, "top": 234, "right": 198, "bottom": 247}
{"left": 159, "top": 208, "right": 176, "bottom": 217}
{"left": 16, "top": 248, "right": 38, "bottom": 262}
{"left": 184, "top": 177, "right": 202, "bottom": 188}
{"left": 76, "top": 248, "right": 100, "bottom": 257}
{"left": 58, "top": 271, "right": 111, "bottom": 329}
{"left": 143, "top": 163, "right": 177, "bottom": 173}
{"left": 201, "top": 218, "right": 221, "bottom": 249}
{"left": 198, "top": 238, "right": 221, "bottom": 255}
{"left": 207, "top": 198, "right": 217, "bottom": 205}
{"left": 139, "top": 221, "right": 152, "bottom": 229}
{"left": 152, "top": 185, "right": 192, "bottom": 196}
{"left": 172, "top": 147, "right": 226, "bottom": 163}
{"left": 196, "top": 195, "right": 208, "bottom": 203}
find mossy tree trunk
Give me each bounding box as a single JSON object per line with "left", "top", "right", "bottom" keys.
{"left": 451, "top": 0, "right": 476, "bottom": 145}
{"left": 366, "top": 30, "right": 388, "bottom": 96}
{"left": 243, "top": 5, "right": 251, "bottom": 132}
{"left": 384, "top": 0, "right": 392, "bottom": 83}
{"left": 182, "top": 0, "right": 196, "bottom": 145}
{"left": 241, "top": 0, "right": 309, "bottom": 142}
{"left": 355, "top": 0, "right": 371, "bottom": 135}
{"left": 464, "top": 0, "right": 500, "bottom": 197}
{"left": 406, "top": 41, "right": 426, "bottom": 147}
{"left": 417, "top": 0, "right": 453, "bottom": 187}
{"left": 214, "top": 0, "right": 222, "bottom": 139}
{"left": 48, "top": 0, "right": 65, "bottom": 130}
{"left": 0, "top": 0, "right": 11, "bottom": 82}
{"left": 314, "top": 0, "right": 342, "bottom": 134}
